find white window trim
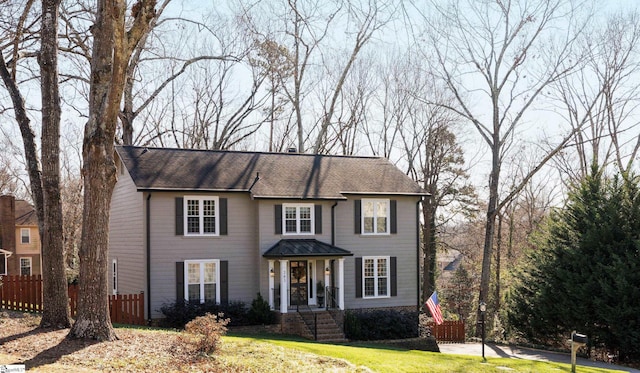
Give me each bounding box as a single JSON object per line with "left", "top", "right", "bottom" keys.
{"left": 184, "top": 259, "right": 221, "bottom": 304}
{"left": 184, "top": 196, "right": 220, "bottom": 236}
{"left": 20, "top": 257, "right": 32, "bottom": 276}
{"left": 362, "top": 256, "right": 390, "bottom": 299}
{"left": 112, "top": 259, "right": 118, "bottom": 295}
{"left": 282, "top": 203, "right": 315, "bottom": 235}
{"left": 20, "top": 228, "right": 31, "bottom": 244}
{"left": 361, "top": 199, "right": 390, "bottom": 235}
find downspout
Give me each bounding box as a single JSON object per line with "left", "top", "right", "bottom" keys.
{"left": 146, "top": 193, "right": 152, "bottom": 325}
{"left": 331, "top": 201, "right": 338, "bottom": 246}
{"left": 416, "top": 197, "right": 423, "bottom": 310}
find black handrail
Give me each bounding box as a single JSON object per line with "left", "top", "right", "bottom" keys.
{"left": 295, "top": 292, "right": 317, "bottom": 340}
{"left": 325, "top": 286, "right": 339, "bottom": 310}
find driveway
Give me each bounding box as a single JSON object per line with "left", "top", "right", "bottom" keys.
{"left": 438, "top": 343, "right": 640, "bottom": 373}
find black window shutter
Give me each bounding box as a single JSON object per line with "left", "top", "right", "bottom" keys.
{"left": 176, "top": 262, "right": 184, "bottom": 302}
{"left": 275, "top": 204, "right": 282, "bottom": 234}
{"left": 175, "top": 197, "right": 184, "bottom": 236}
{"left": 219, "top": 198, "right": 228, "bottom": 235}
{"left": 314, "top": 204, "right": 322, "bottom": 234}
{"left": 220, "top": 260, "right": 229, "bottom": 305}
{"left": 354, "top": 199, "right": 361, "bottom": 234}
{"left": 390, "top": 256, "right": 397, "bottom": 296}
{"left": 355, "top": 257, "right": 362, "bottom": 298}
{"left": 390, "top": 200, "right": 397, "bottom": 234}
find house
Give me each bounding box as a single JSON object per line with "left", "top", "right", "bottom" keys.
{"left": 109, "top": 146, "right": 427, "bottom": 332}
{"left": 0, "top": 195, "right": 42, "bottom": 276}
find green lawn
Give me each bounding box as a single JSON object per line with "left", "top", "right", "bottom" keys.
{"left": 227, "top": 333, "right": 627, "bottom": 373}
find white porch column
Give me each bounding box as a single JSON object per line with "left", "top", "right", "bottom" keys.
{"left": 279, "top": 259, "right": 289, "bottom": 313}
{"left": 338, "top": 258, "right": 345, "bottom": 310}
{"left": 323, "top": 259, "right": 330, "bottom": 295}
{"left": 268, "top": 260, "right": 275, "bottom": 310}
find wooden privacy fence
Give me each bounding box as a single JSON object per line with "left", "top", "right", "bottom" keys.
{"left": 0, "top": 275, "right": 145, "bottom": 326}
{"left": 428, "top": 320, "right": 465, "bottom": 343}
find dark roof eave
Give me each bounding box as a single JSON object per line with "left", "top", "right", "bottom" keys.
{"left": 263, "top": 252, "right": 354, "bottom": 258}
{"left": 340, "top": 191, "right": 430, "bottom": 197}
{"left": 136, "top": 187, "right": 249, "bottom": 193}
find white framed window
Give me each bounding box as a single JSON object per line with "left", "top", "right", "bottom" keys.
{"left": 184, "top": 196, "right": 219, "bottom": 236}
{"left": 185, "top": 259, "right": 220, "bottom": 304}
{"left": 362, "top": 199, "right": 390, "bottom": 235}
{"left": 362, "top": 256, "right": 390, "bottom": 298}
{"left": 21, "top": 228, "right": 30, "bottom": 244}
{"left": 20, "top": 257, "right": 32, "bottom": 276}
{"left": 112, "top": 259, "right": 118, "bottom": 295}
{"left": 283, "top": 203, "right": 314, "bottom": 235}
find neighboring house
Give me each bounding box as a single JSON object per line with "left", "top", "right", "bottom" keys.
{"left": 0, "top": 195, "right": 42, "bottom": 276}
{"left": 109, "top": 146, "right": 427, "bottom": 327}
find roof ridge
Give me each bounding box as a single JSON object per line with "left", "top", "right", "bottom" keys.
{"left": 117, "top": 145, "right": 383, "bottom": 160}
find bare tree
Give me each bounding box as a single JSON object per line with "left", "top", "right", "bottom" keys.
{"left": 0, "top": 0, "right": 71, "bottom": 327}
{"left": 249, "top": 38, "right": 295, "bottom": 151}
{"left": 552, "top": 11, "right": 640, "bottom": 182}
{"left": 312, "top": 0, "right": 396, "bottom": 154}
{"left": 240, "top": 0, "right": 341, "bottom": 153}
{"left": 68, "top": 0, "right": 155, "bottom": 341}
{"left": 413, "top": 0, "right": 592, "bottom": 323}
{"left": 39, "top": 0, "right": 72, "bottom": 327}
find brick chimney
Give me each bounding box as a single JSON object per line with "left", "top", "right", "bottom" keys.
{"left": 0, "top": 195, "right": 17, "bottom": 274}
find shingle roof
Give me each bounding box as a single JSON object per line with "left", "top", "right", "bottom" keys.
{"left": 263, "top": 239, "right": 353, "bottom": 258}
{"left": 15, "top": 200, "right": 37, "bottom": 226}
{"left": 116, "top": 146, "right": 426, "bottom": 199}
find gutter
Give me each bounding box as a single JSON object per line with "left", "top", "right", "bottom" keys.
{"left": 146, "top": 193, "right": 151, "bottom": 324}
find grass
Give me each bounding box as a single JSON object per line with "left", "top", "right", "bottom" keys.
{"left": 0, "top": 311, "right": 631, "bottom": 373}
{"left": 227, "top": 332, "right": 628, "bottom": 373}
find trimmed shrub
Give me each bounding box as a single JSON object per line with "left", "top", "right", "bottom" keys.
{"left": 345, "top": 309, "right": 419, "bottom": 340}
{"left": 159, "top": 294, "right": 277, "bottom": 329}
{"left": 248, "top": 293, "right": 275, "bottom": 325}
{"left": 159, "top": 300, "right": 249, "bottom": 329}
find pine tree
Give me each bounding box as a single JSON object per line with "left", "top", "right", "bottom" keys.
{"left": 507, "top": 170, "right": 640, "bottom": 360}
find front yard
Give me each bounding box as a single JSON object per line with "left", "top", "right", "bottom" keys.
{"left": 0, "top": 311, "right": 627, "bottom": 372}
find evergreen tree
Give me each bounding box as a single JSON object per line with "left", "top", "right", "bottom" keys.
{"left": 507, "top": 169, "right": 640, "bottom": 360}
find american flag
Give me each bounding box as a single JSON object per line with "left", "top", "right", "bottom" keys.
{"left": 426, "top": 291, "right": 444, "bottom": 325}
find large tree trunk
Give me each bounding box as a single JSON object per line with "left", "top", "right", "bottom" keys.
{"left": 67, "top": 0, "right": 124, "bottom": 341}
{"left": 477, "top": 145, "right": 500, "bottom": 335}
{"left": 70, "top": 144, "right": 118, "bottom": 341}
{"left": 68, "top": 0, "right": 155, "bottom": 341}
{"left": 39, "top": 0, "right": 71, "bottom": 328}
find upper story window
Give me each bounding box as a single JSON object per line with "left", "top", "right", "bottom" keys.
{"left": 283, "top": 203, "right": 314, "bottom": 235}
{"left": 21, "top": 228, "right": 30, "bottom": 244}
{"left": 363, "top": 256, "right": 390, "bottom": 298}
{"left": 184, "top": 196, "right": 219, "bottom": 236}
{"left": 362, "top": 199, "right": 389, "bottom": 235}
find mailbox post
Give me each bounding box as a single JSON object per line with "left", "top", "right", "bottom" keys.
{"left": 569, "top": 331, "right": 588, "bottom": 373}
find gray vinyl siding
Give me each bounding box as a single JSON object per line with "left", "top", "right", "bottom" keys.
{"left": 336, "top": 195, "right": 420, "bottom": 310}
{"left": 148, "top": 192, "right": 258, "bottom": 318}
{"left": 108, "top": 166, "right": 145, "bottom": 302}
{"left": 256, "top": 200, "right": 335, "bottom": 297}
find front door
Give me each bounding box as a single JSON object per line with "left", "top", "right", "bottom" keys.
{"left": 290, "top": 260, "right": 308, "bottom": 306}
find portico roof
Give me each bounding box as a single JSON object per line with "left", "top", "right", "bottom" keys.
{"left": 263, "top": 239, "right": 353, "bottom": 258}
